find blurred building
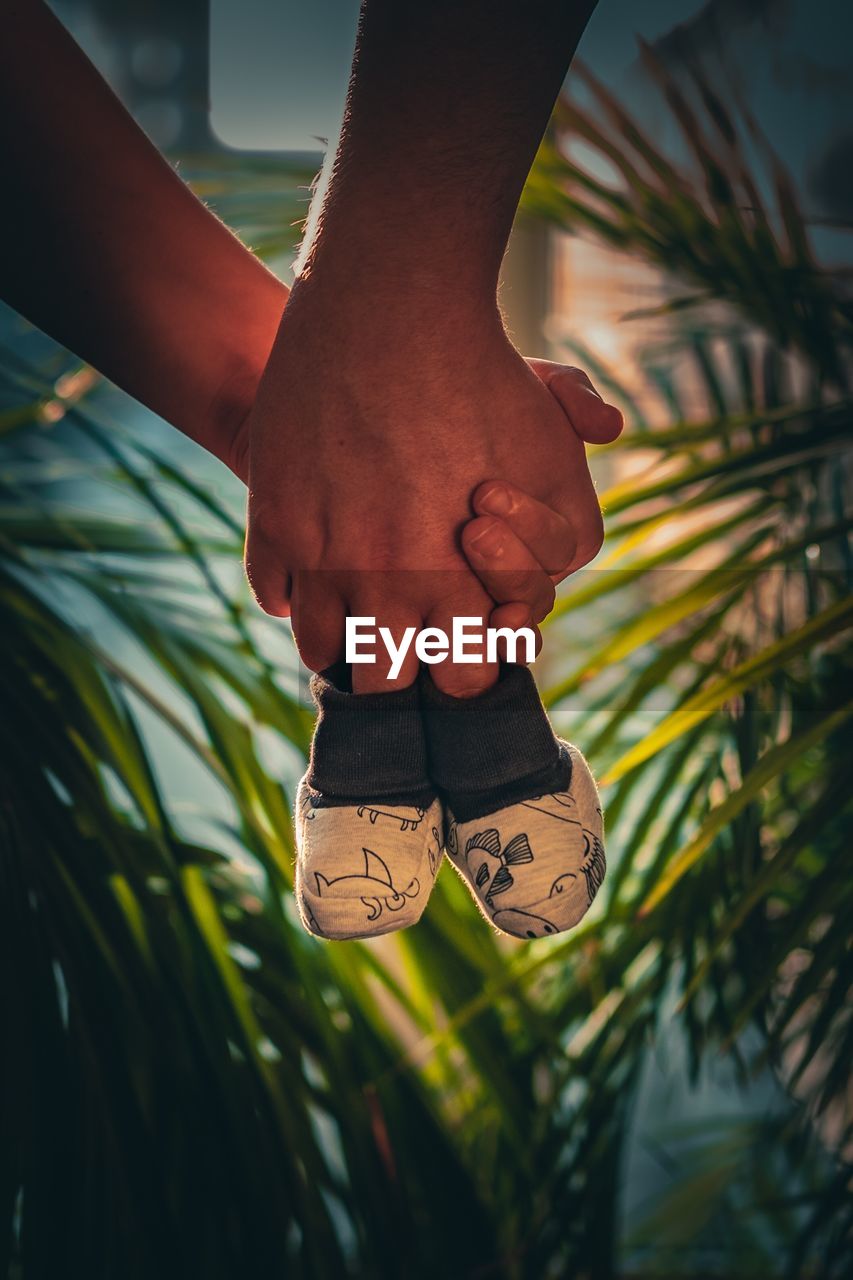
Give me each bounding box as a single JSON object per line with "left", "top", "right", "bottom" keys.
{"left": 50, "top": 0, "right": 212, "bottom": 150}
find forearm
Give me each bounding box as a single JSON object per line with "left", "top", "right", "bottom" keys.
{"left": 300, "top": 0, "right": 596, "bottom": 309}
{"left": 0, "top": 0, "right": 287, "bottom": 472}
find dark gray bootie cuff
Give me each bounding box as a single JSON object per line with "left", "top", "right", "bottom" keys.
{"left": 306, "top": 665, "right": 435, "bottom": 807}
{"left": 419, "top": 663, "right": 571, "bottom": 822}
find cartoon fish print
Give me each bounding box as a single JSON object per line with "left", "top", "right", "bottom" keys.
{"left": 491, "top": 907, "right": 559, "bottom": 939}
{"left": 446, "top": 820, "right": 460, "bottom": 862}
{"left": 356, "top": 804, "right": 426, "bottom": 832}
{"left": 465, "top": 828, "right": 534, "bottom": 907}
{"left": 546, "top": 832, "right": 605, "bottom": 908}
{"left": 580, "top": 831, "right": 606, "bottom": 904}
{"left": 549, "top": 871, "right": 578, "bottom": 898}
{"left": 314, "top": 848, "right": 420, "bottom": 921}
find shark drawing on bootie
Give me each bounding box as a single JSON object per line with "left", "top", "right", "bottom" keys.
{"left": 314, "top": 847, "right": 420, "bottom": 923}
{"left": 464, "top": 828, "right": 534, "bottom": 909}
{"left": 356, "top": 804, "right": 426, "bottom": 832}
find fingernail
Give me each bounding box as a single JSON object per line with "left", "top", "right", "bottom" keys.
{"left": 478, "top": 485, "right": 514, "bottom": 516}
{"left": 468, "top": 520, "right": 505, "bottom": 558}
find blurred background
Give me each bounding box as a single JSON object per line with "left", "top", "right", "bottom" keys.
{"left": 2, "top": 1, "right": 851, "bottom": 1277}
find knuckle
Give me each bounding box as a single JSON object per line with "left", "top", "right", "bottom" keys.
{"left": 249, "top": 501, "right": 286, "bottom": 544}
{"left": 297, "top": 639, "right": 337, "bottom": 673}
{"left": 292, "top": 614, "right": 336, "bottom": 667}
{"left": 603, "top": 404, "right": 624, "bottom": 437}
{"left": 575, "top": 520, "right": 605, "bottom": 567}
{"left": 250, "top": 586, "right": 285, "bottom": 618}
{"left": 566, "top": 365, "right": 595, "bottom": 392}
{"left": 244, "top": 555, "right": 288, "bottom": 618}
{"left": 256, "top": 594, "right": 287, "bottom": 620}
{"left": 228, "top": 429, "right": 251, "bottom": 483}
{"left": 464, "top": 517, "right": 509, "bottom": 561}
{"left": 500, "top": 568, "right": 539, "bottom": 599}
{"left": 242, "top": 553, "right": 264, "bottom": 601}
{"left": 536, "top": 581, "right": 557, "bottom": 620}
{"left": 527, "top": 596, "right": 554, "bottom": 628}
{"left": 432, "top": 666, "right": 494, "bottom": 697}
{"left": 441, "top": 681, "right": 492, "bottom": 699}
{"left": 548, "top": 530, "right": 577, "bottom": 575}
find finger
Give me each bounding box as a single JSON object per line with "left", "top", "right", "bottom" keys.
{"left": 244, "top": 523, "right": 292, "bottom": 618}
{"left": 487, "top": 602, "right": 543, "bottom": 662}
{"left": 290, "top": 570, "right": 348, "bottom": 673}
{"left": 564, "top": 497, "right": 604, "bottom": 578}
{"left": 461, "top": 515, "right": 557, "bottom": 621}
{"left": 528, "top": 358, "right": 624, "bottom": 444}
{"left": 470, "top": 482, "right": 576, "bottom": 581}
{"left": 346, "top": 587, "right": 423, "bottom": 693}
{"left": 425, "top": 592, "right": 499, "bottom": 698}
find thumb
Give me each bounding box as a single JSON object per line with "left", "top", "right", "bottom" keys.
{"left": 527, "top": 357, "right": 624, "bottom": 445}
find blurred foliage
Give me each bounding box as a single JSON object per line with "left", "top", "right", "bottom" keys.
{"left": 2, "top": 53, "right": 852, "bottom": 1280}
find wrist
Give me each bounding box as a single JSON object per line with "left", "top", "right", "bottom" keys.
{"left": 285, "top": 264, "right": 504, "bottom": 361}
{"left": 209, "top": 359, "right": 264, "bottom": 484}
{"left": 298, "top": 162, "right": 507, "bottom": 315}
{"left": 202, "top": 279, "right": 289, "bottom": 483}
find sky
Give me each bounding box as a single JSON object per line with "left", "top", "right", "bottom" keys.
{"left": 209, "top": 0, "right": 360, "bottom": 152}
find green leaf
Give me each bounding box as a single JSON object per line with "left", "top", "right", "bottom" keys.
{"left": 603, "top": 596, "right": 853, "bottom": 783}
{"left": 639, "top": 697, "right": 853, "bottom": 915}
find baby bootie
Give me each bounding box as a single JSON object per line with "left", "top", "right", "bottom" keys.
{"left": 296, "top": 669, "right": 443, "bottom": 941}
{"left": 420, "top": 664, "right": 605, "bottom": 940}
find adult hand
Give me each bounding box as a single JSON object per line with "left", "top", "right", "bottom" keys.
{"left": 244, "top": 278, "right": 620, "bottom": 696}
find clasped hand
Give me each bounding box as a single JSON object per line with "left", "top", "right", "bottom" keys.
{"left": 241, "top": 279, "right": 621, "bottom": 694}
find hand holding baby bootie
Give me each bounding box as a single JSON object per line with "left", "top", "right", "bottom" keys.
{"left": 296, "top": 668, "right": 443, "bottom": 941}
{"left": 421, "top": 664, "right": 605, "bottom": 940}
